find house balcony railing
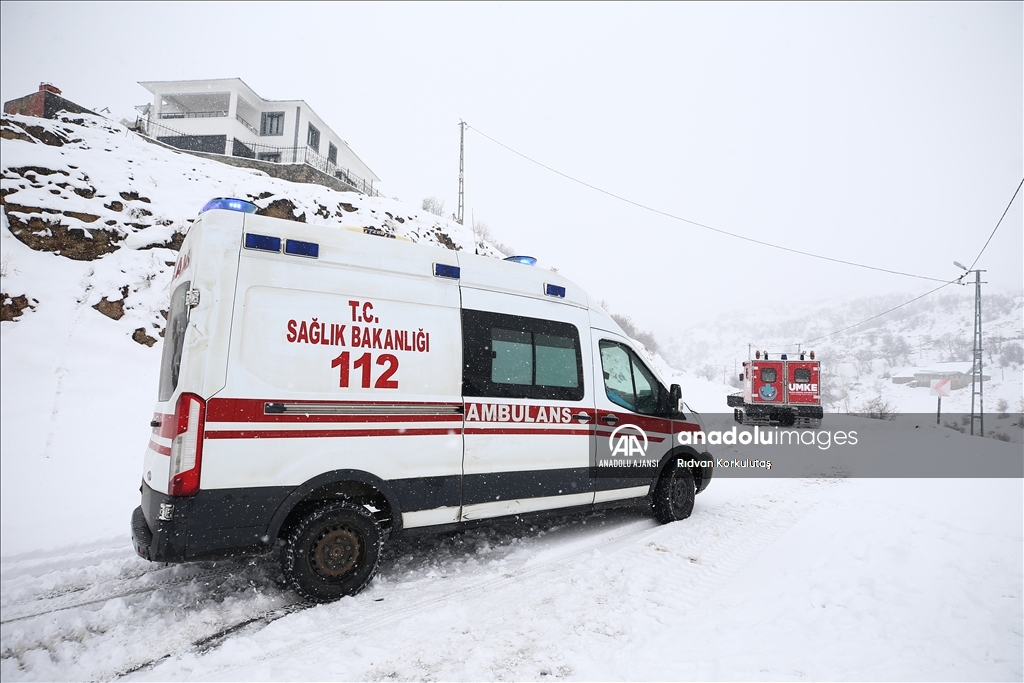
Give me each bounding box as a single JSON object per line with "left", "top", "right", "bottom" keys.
{"left": 235, "top": 113, "right": 259, "bottom": 135}
{"left": 159, "top": 110, "right": 228, "bottom": 119}
{"left": 136, "top": 116, "right": 381, "bottom": 198}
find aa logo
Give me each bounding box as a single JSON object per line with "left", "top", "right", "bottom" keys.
{"left": 609, "top": 424, "right": 648, "bottom": 458}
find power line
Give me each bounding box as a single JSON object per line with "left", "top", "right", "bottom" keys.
{"left": 966, "top": 177, "right": 1023, "bottom": 272}
{"left": 799, "top": 178, "right": 1023, "bottom": 346}
{"left": 465, "top": 123, "right": 950, "bottom": 284}
{"left": 798, "top": 281, "right": 958, "bottom": 346}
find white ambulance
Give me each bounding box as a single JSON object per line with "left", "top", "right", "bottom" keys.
{"left": 131, "top": 198, "right": 714, "bottom": 602}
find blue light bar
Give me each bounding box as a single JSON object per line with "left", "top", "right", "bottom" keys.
{"left": 504, "top": 255, "right": 537, "bottom": 266}
{"left": 244, "top": 233, "right": 281, "bottom": 252}
{"left": 434, "top": 263, "right": 460, "bottom": 279}
{"left": 545, "top": 283, "right": 566, "bottom": 298}
{"left": 781, "top": 354, "right": 788, "bottom": 360}
{"left": 202, "top": 197, "right": 258, "bottom": 214}
{"left": 285, "top": 239, "right": 319, "bottom": 258}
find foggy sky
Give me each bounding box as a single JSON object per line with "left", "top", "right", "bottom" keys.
{"left": 2, "top": 1, "right": 1021, "bottom": 342}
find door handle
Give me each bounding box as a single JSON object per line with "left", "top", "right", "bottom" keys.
{"left": 574, "top": 412, "right": 591, "bottom": 424}
{"left": 601, "top": 413, "right": 619, "bottom": 426}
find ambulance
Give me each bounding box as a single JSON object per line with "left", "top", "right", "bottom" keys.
{"left": 727, "top": 349, "right": 823, "bottom": 427}
{"left": 131, "top": 198, "right": 713, "bottom": 602}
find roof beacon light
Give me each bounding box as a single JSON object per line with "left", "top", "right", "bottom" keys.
{"left": 201, "top": 197, "right": 258, "bottom": 214}
{"left": 285, "top": 239, "right": 319, "bottom": 259}
{"left": 755, "top": 350, "right": 761, "bottom": 359}
{"left": 810, "top": 350, "right": 815, "bottom": 360}
{"left": 544, "top": 283, "right": 566, "bottom": 298}
{"left": 244, "top": 233, "right": 281, "bottom": 252}
{"left": 433, "top": 263, "right": 461, "bottom": 279}
{"left": 781, "top": 354, "right": 788, "bottom": 360}
{"left": 504, "top": 255, "right": 537, "bottom": 266}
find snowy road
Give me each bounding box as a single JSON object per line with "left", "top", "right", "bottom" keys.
{"left": 3, "top": 476, "right": 1020, "bottom": 681}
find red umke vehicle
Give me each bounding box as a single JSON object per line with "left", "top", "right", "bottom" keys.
{"left": 727, "top": 349, "right": 823, "bottom": 428}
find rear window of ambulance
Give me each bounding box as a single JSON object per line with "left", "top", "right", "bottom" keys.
{"left": 158, "top": 280, "right": 191, "bottom": 402}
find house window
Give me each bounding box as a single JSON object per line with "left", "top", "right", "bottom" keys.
{"left": 307, "top": 123, "right": 320, "bottom": 152}
{"left": 328, "top": 142, "right": 337, "bottom": 165}
{"left": 260, "top": 111, "right": 285, "bottom": 136}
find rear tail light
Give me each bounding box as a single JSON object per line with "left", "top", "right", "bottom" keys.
{"left": 169, "top": 393, "right": 206, "bottom": 497}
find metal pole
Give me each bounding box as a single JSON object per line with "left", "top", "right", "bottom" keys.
{"left": 936, "top": 396, "right": 941, "bottom": 425}
{"left": 969, "top": 269, "right": 985, "bottom": 436}
{"left": 457, "top": 120, "right": 466, "bottom": 225}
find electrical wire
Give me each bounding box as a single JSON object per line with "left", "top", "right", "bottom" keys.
{"left": 797, "top": 178, "right": 1023, "bottom": 345}
{"left": 798, "top": 280, "right": 958, "bottom": 346}
{"left": 966, "top": 177, "right": 1023, "bottom": 272}
{"left": 465, "top": 124, "right": 1021, "bottom": 353}
{"left": 466, "top": 123, "right": 951, "bottom": 284}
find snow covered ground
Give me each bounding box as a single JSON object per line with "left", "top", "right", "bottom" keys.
{"left": 2, "top": 113, "right": 1022, "bottom": 681}
{"left": 2, "top": 475, "right": 1020, "bottom": 680}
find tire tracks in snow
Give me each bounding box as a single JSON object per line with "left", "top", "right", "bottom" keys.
{"left": 0, "top": 549, "right": 289, "bottom": 681}
{"left": 183, "top": 479, "right": 841, "bottom": 680}
{"left": 1, "top": 562, "right": 238, "bottom": 624}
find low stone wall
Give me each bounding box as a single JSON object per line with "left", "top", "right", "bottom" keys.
{"left": 136, "top": 133, "right": 366, "bottom": 195}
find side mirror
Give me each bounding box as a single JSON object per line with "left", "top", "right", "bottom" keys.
{"left": 669, "top": 383, "right": 684, "bottom": 414}
{"left": 739, "top": 373, "right": 744, "bottom": 381}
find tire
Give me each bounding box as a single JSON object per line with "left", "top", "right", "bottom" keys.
{"left": 282, "top": 501, "right": 382, "bottom": 603}
{"left": 652, "top": 464, "right": 695, "bottom": 524}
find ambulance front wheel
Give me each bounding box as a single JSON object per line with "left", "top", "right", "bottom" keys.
{"left": 652, "top": 464, "right": 695, "bottom": 524}
{"left": 283, "top": 501, "right": 383, "bottom": 603}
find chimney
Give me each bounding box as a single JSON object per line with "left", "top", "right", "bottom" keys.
{"left": 39, "top": 82, "right": 62, "bottom": 95}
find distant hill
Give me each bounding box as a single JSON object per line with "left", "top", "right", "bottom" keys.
{"left": 664, "top": 289, "right": 1024, "bottom": 435}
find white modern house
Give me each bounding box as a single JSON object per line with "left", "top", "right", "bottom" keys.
{"left": 136, "top": 78, "right": 380, "bottom": 195}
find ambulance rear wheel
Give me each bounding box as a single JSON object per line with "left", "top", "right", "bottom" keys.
{"left": 652, "top": 465, "right": 695, "bottom": 524}
{"left": 283, "top": 501, "right": 382, "bottom": 603}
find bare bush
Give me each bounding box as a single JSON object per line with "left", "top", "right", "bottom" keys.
{"left": 854, "top": 348, "right": 875, "bottom": 375}
{"left": 421, "top": 197, "right": 445, "bottom": 217}
{"left": 472, "top": 219, "right": 515, "bottom": 256}
{"left": 942, "top": 333, "right": 971, "bottom": 362}
{"left": 610, "top": 313, "right": 662, "bottom": 355}
{"left": 999, "top": 342, "right": 1023, "bottom": 368}
{"left": 881, "top": 334, "right": 912, "bottom": 366}
{"left": 697, "top": 364, "right": 717, "bottom": 381}
{"left": 856, "top": 396, "right": 899, "bottom": 421}
{"left": 996, "top": 398, "right": 1009, "bottom": 417}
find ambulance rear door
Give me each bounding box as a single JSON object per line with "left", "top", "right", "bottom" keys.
{"left": 749, "top": 359, "right": 784, "bottom": 405}
{"left": 786, "top": 360, "right": 820, "bottom": 405}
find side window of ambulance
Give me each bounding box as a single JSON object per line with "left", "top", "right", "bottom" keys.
{"left": 158, "top": 280, "right": 191, "bottom": 402}
{"left": 599, "top": 340, "right": 661, "bottom": 415}
{"left": 463, "top": 310, "right": 584, "bottom": 401}
{"left": 491, "top": 329, "right": 532, "bottom": 384}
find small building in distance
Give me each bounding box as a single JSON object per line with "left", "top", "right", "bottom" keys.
{"left": 892, "top": 361, "right": 990, "bottom": 390}
{"left": 137, "top": 78, "right": 380, "bottom": 196}
{"left": 3, "top": 83, "right": 94, "bottom": 119}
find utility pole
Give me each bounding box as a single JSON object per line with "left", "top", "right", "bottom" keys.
{"left": 955, "top": 262, "right": 986, "bottom": 436}
{"left": 457, "top": 120, "right": 466, "bottom": 226}
{"left": 969, "top": 269, "right": 985, "bottom": 436}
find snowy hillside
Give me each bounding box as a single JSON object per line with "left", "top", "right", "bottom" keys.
{"left": 0, "top": 111, "right": 506, "bottom": 339}
{"left": 665, "top": 290, "right": 1024, "bottom": 433}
